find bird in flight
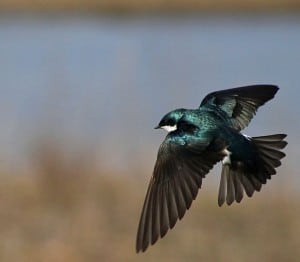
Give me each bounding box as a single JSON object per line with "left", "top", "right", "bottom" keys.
{"left": 136, "top": 85, "right": 287, "bottom": 253}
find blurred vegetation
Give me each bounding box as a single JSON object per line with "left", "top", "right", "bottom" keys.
{"left": 0, "top": 142, "right": 298, "bottom": 261}
{"left": 1, "top": 0, "right": 300, "bottom": 13}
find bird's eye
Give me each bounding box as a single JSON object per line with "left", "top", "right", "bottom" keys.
{"left": 168, "top": 119, "right": 176, "bottom": 126}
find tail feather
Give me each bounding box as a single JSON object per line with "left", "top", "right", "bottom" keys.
{"left": 248, "top": 175, "right": 262, "bottom": 191}
{"left": 239, "top": 174, "right": 255, "bottom": 197}
{"left": 218, "top": 134, "right": 287, "bottom": 206}
{"left": 232, "top": 170, "right": 243, "bottom": 203}
{"left": 258, "top": 147, "right": 285, "bottom": 161}
{"left": 252, "top": 134, "right": 287, "bottom": 142}
{"left": 218, "top": 165, "right": 227, "bottom": 206}
{"left": 226, "top": 170, "right": 235, "bottom": 205}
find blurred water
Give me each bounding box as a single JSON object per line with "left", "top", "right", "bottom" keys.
{"left": 0, "top": 14, "right": 299, "bottom": 182}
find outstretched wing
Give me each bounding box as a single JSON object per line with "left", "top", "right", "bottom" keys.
{"left": 136, "top": 128, "right": 225, "bottom": 253}
{"left": 200, "top": 85, "right": 279, "bottom": 131}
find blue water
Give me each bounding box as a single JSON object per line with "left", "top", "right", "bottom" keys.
{"left": 0, "top": 14, "right": 299, "bottom": 184}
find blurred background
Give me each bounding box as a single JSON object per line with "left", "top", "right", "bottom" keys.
{"left": 0, "top": 1, "right": 300, "bottom": 261}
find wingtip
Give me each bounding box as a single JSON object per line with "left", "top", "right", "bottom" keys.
{"left": 135, "top": 241, "right": 142, "bottom": 253}
{"left": 270, "top": 84, "right": 279, "bottom": 94}
{"left": 268, "top": 84, "right": 279, "bottom": 90}
{"left": 135, "top": 243, "right": 141, "bottom": 253}
{"left": 254, "top": 84, "right": 279, "bottom": 97}
{"left": 135, "top": 243, "right": 148, "bottom": 253}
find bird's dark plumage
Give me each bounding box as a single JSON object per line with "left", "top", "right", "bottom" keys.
{"left": 200, "top": 85, "right": 279, "bottom": 131}
{"left": 136, "top": 85, "right": 287, "bottom": 253}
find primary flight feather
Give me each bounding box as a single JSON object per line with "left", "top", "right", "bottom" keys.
{"left": 136, "top": 85, "right": 287, "bottom": 253}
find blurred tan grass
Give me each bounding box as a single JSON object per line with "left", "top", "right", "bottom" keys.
{"left": 0, "top": 143, "right": 299, "bottom": 261}
{"left": 1, "top": 0, "right": 300, "bottom": 12}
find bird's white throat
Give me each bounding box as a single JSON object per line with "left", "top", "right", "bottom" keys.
{"left": 161, "top": 125, "right": 177, "bottom": 132}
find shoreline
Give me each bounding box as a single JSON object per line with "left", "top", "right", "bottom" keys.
{"left": 1, "top": 0, "right": 300, "bottom": 14}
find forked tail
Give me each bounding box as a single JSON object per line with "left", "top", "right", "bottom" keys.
{"left": 218, "top": 134, "right": 287, "bottom": 206}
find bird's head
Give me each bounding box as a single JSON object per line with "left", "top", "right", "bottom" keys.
{"left": 155, "top": 108, "right": 186, "bottom": 132}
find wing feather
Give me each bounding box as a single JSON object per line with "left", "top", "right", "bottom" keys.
{"left": 136, "top": 133, "right": 224, "bottom": 252}
{"left": 166, "top": 180, "right": 179, "bottom": 229}
{"left": 160, "top": 184, "right": 169, "bottom": 238}
{"left": 200, "top": 85, "right": 279, "bottom": 131}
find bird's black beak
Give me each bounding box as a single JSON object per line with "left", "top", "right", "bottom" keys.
{"left": 154, "top": 125, "right": 160, "bottom": 129}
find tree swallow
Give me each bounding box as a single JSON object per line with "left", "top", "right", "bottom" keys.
{"left": 136, "top": 85, "right": 287, "bottom": 253}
